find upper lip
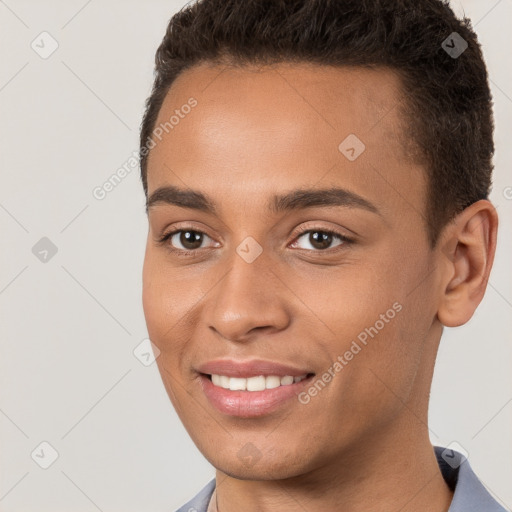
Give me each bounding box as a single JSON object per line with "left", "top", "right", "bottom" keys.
{"left": 197, "top": 359, "right": 313, "bottom": 378}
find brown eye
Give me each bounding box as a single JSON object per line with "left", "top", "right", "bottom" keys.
{"left": 293, "top": 229, "right": 348, "bottom": 251}
{"left": 158, "top": 226, "right": 221, "bottom": 255}
{"left": 308, "top": 231, "right": 334, "bottom": 250}
{"left": 173, "top": 230, "right": 205, "bottom": 250}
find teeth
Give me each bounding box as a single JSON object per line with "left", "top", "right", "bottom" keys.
{"left": 210, "top": 374, "right": 308, "bottom": 390}
{"left": 265, "top": 375, "right": 281, "bottom": 389}
{"left": 229, "top": 377, "right": 246, "bottom": 391}
{"left": 247, "top": 375, "right": 266, "bottom": 391}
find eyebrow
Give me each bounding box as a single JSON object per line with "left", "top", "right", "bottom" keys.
{"left": 146, "top": 184, "right": 380, "bottom": 216}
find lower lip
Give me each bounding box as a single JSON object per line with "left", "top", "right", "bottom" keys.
{"left": 199, "top": 374, "right": 313, "bottom": 418}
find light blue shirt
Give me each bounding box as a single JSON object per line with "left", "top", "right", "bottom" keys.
{"left": 175, "top": 446, "right": 509, "bottom": 511}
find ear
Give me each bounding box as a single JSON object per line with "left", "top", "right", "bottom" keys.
{"left": 437, "top": 199, "right": 498, "bottom": 327}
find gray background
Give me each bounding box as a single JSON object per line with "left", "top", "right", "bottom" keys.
{"left": 1, "top": 0, "right": 510, "bottom": 510}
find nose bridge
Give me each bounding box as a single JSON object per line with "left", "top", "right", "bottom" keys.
{"left": 207, "top": 243, "right": 289, "bottom": 341}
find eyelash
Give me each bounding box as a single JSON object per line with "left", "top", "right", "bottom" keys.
{"left": 157, "top": 225, "right": 354, "bottom": 256}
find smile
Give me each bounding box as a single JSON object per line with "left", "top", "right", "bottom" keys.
{"left": 209, "top": 373, "right": 309, "bottom": 391}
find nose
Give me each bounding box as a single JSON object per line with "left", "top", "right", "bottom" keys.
{"left": 205, "top": 250, "right": 290, "bottom": 343}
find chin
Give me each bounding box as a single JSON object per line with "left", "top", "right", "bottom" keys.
{"left": 214, "top": 461, "right": 306, "bottom": 481}
{"left": 202, "top": 444, "right": 314, "bottom": 481}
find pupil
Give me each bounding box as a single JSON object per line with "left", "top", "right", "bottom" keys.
{"left": 311, "top": 231, "right": 331, "bottom": 250}
{"left": 181, "top": 231, "right": 202, "bottom": 249}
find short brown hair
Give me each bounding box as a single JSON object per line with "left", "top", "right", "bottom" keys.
{"left": 139, "top": 0, "right": 494, "bottom": 247}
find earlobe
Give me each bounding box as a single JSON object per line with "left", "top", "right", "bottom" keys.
{"left": 437, "top": 200, "right": 498, "bottom": 328}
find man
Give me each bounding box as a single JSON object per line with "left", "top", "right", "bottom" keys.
{"left": 139, "top": 0, "right": 506, "bottom": 510}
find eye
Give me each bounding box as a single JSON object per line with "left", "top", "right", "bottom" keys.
{"left": 158, "top": 228, "right": 216, "bottom": 252}
{"left": 290, "top": 228, "right": 352, "bottom": 251}
{"left": 157, "top": 226, "right": 354, "bottom": 255}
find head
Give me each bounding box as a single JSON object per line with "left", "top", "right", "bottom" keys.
{"left": 140, "top": 0, "right": 497, "bottom": 480}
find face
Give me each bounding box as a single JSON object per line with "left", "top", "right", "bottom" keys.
{"left": 142, "top": 62, "right": 444, "bottom": 480}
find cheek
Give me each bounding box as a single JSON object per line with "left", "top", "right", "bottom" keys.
{"left": 301, "top": 266, "right": 395, "bottom": 341}
{"left": 142, "top": 249, "right": 183, "bottom": 352}
{"left": 141, "top": 252, "right": 163, "bottom": 338}
{"left": 142, "top": 249, "right": 205, "bottom": 377}
{"left": 306, "top": 264, "right": 423, "bottom": 410}
{"left": 142, "top": 254, "right": 195, "bottom": 416}
{"left": 142, "top": 247, "right": 183, "bottom": 323}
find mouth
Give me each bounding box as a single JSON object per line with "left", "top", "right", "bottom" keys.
{"left": 198, "top": 371, "right": 315, "bottom": 418}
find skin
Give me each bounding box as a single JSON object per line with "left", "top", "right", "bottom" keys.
{"left": 142, "top": 61, "right": 498, "bottom": 511}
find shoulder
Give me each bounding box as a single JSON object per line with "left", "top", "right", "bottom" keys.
{"left": 174, "top": 479, "right": 216, "bottom": 512}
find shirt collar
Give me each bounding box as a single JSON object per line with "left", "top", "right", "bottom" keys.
{"left": 434, "top": 445, "right": 507, "bottom": 511}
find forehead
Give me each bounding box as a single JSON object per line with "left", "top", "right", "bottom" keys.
{"left": 146, "top": 61, "right": 425, "bottom": 218}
